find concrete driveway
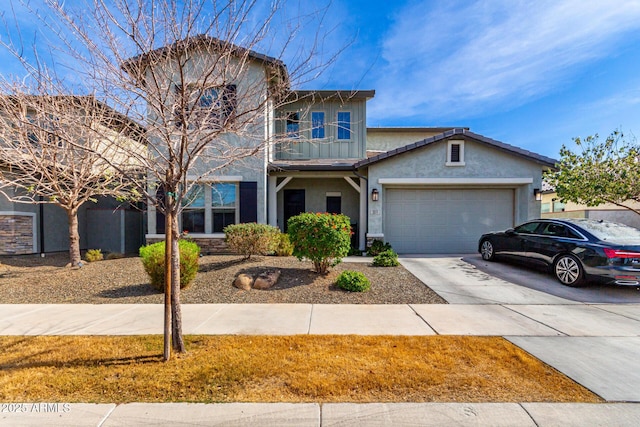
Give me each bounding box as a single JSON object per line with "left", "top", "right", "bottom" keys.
{"left": 399, "top": 255, "right": 575, "bottom": 305}
{"left": 464, "top": 254, "right": 640, "bottom": 303}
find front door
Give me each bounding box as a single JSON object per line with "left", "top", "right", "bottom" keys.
{"left": 283, "top": 189, "right": 305, "bottom": 231}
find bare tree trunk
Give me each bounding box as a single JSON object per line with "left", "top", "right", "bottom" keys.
{"left": 67, "top": 208, "right": 82, "bottom": 267}
{"left": 170, "top": 210, "right": 185, "bottom": 352}
{"left": 163, "top": 196, "right": 172, "bottom": 362}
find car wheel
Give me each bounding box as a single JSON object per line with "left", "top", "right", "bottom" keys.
{"left": 554, "top": 254, "right": 585, "bottom": 287}
{"left": 480, "top": 240, "right": 495, "bottom": 261}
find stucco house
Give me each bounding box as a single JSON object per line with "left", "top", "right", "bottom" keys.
{"left": 0, "top": 37, "right": 557, "bottom": 255}
{"left": 138, "top": 37, "right": 556, "bottom": 254}
{"left": 0, "top": 96, "right": 145, "bottom": 256}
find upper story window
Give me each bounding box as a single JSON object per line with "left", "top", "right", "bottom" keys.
{"left": 174, "top": 84, "right": 237, "bottom": 129}
{"left": 285, "top": 112, "right": 300, "bottom": 138}
{"left": 446, "top": 140, "right": 465, "bottom": 166}
{"left": 311, "top": 111, "right": 325, "bottom": 139}
{"left": 337, "top": 111, "right": 351, "bottom": 140}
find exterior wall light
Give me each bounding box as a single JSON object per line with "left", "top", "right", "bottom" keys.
{"left": 371, "top": 188, "right": 379, "bottom": 202}
{"left": 534, "top": 188, "right": 542, "bottom": 201}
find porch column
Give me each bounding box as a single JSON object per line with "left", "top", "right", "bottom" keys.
{"left": 359, "top": 177, "right": 367, "bottom": 250}
{"left": 268, "top": 175, "right": 278, "bottom": 228}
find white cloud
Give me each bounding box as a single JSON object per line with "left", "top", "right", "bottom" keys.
{"left": 369, "top": 0, "right": 640, "bottom": 122}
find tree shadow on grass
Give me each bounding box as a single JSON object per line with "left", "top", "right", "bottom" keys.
{"left": 1, "top": 354, "right": 164, "bottom": 371}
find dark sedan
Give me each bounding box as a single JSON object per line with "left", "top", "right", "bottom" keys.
{"left": 478, "top": 218, "right": 640, "bottom": 287}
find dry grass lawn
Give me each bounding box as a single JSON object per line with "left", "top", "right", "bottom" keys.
{"left": 0, "top": 335, "right": 601, "bottom": 403}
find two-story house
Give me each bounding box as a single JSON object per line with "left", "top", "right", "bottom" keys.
{"left": 137, "top": 36, "right": 557, "bottom": 255}
{"left": 0, "top": 36, "right": 555, "bottom": 256}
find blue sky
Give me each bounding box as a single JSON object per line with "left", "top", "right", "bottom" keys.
{"left": 309, "top": 0, "right": 640, "bottom": 159}
{"left": 3, "top": 0, "right": 640, "bottom": 159}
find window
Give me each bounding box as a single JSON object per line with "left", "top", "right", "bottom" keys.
{"left": 541, "top": 203, "right": 551, "bottom": 213}
{"left": 211, "top": 183, "right": 236, "bottom": 232}
{"left": 285, "top": 112, "right": 300, "bottom": 138}
{"left": 174, "top": 84, "right": 236, "bottom": 129}
{"left": 514, "top": 222, "right": 541, "bottom": 234}
{"left": 553, "top": 200, "right": 566, "bottom": 212}
{"left": 446, "top": 140, "right": 465, "bottom": 166}
{"left": 311, "top": 111, "right": 325, "bottom": 139}
{"left": 337, "top": 111, "right": 351, "bottom": 140}
{"left": 182, "top": 184, "right": 206, "bottom": 233}
{"left": 180, "top": 182, "right": 237, "bottom": 233}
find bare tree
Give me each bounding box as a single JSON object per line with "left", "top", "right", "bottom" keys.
{"left": 2, "top": 0, "right": 337, "bottom": 360}
{"left": 0, "top": 93, "right": 144, "bottom": 267}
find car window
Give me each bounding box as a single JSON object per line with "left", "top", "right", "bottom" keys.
{"left": 514, "top": 222, "right": 540, "bottom": 234}
{"left": 577, "top": 221, "right": 640, "bottom": 243}
{"left": 540, "top": 223, "right": 581, "bottom": 238}
{"left": 541, "top": 223, "right": 565, "bottom": 236}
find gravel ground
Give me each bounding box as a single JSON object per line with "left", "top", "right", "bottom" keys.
{"left": 0, "top": 253, "right": 446, "bottom": 304}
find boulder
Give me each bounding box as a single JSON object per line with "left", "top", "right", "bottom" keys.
{"left": 233, "top": 273, "right": 253, "bottom": 291}
{"left": 253, "top": 270, "right": 281, "bottom": 290}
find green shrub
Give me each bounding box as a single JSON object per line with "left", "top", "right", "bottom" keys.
{"left": 372, "top": 249, "right": 400, "bottom": 267}
{"left": 287, "top": 213, "right": 352, "bottom": 274}
{"left": 336, "top": 270, "right": 371, "bottom": 292}
{"left": 275, "top": 233, "right": 294, "bottom": 257}
{"left": 367, "top": 240, "right": 392, "bottom": 256}
{"left": 224, "top": 223, "right": 280, "bottom": 260}
{"left": 139, "top": 240, "right": 200, "bottom": 291}
{"left": 84, "top": 249, "right": 103, "bottom": 262}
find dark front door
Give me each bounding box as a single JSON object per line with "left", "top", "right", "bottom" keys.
{"left": 283, "top": 189, "right": 305, "bottom": 231}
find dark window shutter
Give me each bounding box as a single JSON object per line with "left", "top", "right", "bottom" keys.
{"left": 450, "top": 144, "right": 461, "bottom": 162}
{"left": 239, "top": 181, "right": 258, "bottom": 223}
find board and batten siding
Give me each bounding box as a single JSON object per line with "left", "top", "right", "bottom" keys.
{"left": 274, "top": 99, "right": 366, "bottom": 160}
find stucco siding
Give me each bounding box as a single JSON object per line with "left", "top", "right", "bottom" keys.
{"left": 276, "top": 177, "right": 360, "bottom": 230}
{"left": 366, "top": 138, "right": 544, "bottom": 238}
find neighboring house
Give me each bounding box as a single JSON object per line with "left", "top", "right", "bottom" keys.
{"left": 541, "top": 189, "right": 640, "bottom": 229}
{"left": 0, "top": 96, "right": 145, "bottom": 256}
{"left": 138, "top": 36, "right": 557, "bottom": 254}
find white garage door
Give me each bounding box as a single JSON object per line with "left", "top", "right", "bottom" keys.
{"left": 384, "top": 188, "right": 514, "bottom": 254}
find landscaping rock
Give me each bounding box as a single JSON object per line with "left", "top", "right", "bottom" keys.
{"left": 253, "top": 270, "right": 281, "bottom": 290}
{"left": 233, "top": 273, "right": 253, "bottom": 291}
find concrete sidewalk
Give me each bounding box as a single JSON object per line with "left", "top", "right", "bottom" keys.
{"left": 2, "top": 255, "right": 640, "bottom": 425}
{"left": 3, "top": 402, "right": 640, "bottom": 426}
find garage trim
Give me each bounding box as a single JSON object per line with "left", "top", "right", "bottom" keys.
{"left": 378, "top": 178, "right": 533, "bottom": 185}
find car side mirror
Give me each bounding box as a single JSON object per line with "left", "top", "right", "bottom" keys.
{"left": 505, "top": 228, "right": 515, "bottom": 235}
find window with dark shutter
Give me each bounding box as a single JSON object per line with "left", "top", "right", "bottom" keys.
{"left": 450, "top": 144, "right": 461, "bottom": 163}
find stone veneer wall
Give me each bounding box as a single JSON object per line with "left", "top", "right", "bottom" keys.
{"left": 0, "top": 214, "right": 35, "bottom": 255}
{"left": 145, "top": 237, "right": 231, "bottom": 254}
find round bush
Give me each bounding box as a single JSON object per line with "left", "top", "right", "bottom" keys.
{"left": 224, "top": 223, "right": 280, "bottom": 259}
{"left": 336, "top": 270, "right": 371, "bottom": 292}
{"left": 139, "top": 240, "right": 200, "bottom": 291}
{"left": 84, "top": 249, "right": 103, "bottom": 262}
{"left": 288, "top": 212, "right": 352, "bottom": 274}
{"left": 372, "top": 249, "right": 400, "bottom": 267}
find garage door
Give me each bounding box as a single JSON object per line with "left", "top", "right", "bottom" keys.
{"left": 384, "top": 188, "right": 514, "bottom": 254}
